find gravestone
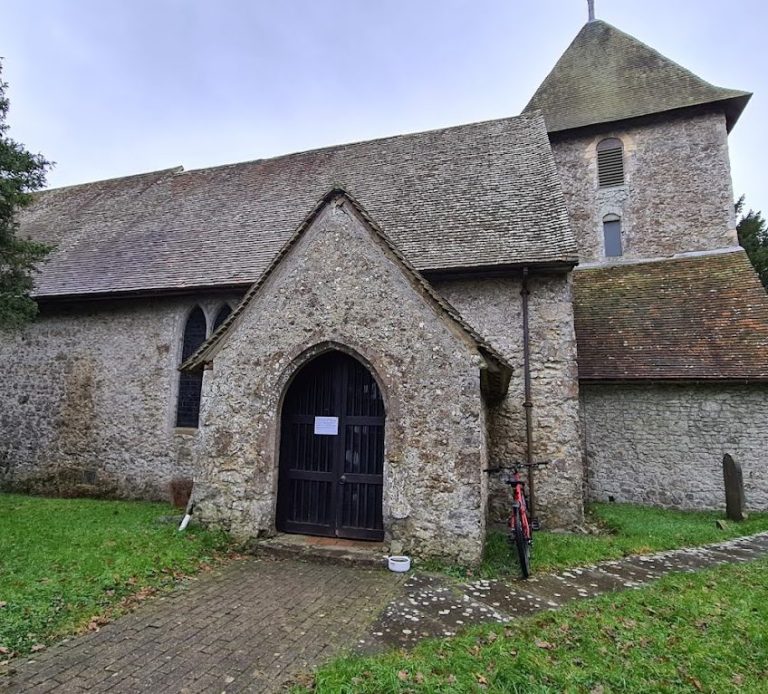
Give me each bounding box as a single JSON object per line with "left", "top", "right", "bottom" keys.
{"left": 722, "top": 453, "right": 747, "bottom": 521}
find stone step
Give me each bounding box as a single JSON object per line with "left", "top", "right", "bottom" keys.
{"left": 252, "top": 534, "right": 390, "bottom": 570}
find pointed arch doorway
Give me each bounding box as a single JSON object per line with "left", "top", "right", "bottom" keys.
{"left": 276, "top": 350, "right": 385, "bottom": 540}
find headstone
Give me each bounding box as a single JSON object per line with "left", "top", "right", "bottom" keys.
{"left": 723, "top": 453, "right": 748, "bottom": 521}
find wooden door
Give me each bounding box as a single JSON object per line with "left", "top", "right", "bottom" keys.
{"left": 276, "top": 351, "right": 385, "bottom": 540}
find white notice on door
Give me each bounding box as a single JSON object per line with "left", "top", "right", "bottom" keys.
{"left": 314, "top": 416, "right": 339, "bottom": 436}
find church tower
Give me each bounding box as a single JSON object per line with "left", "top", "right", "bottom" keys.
{"left": 532, "top": 10, "right": 768, "bottom": 514}
{"left": 525, "top": 14, "right": 750, "bottom": 264}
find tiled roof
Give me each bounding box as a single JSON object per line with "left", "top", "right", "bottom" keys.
{"left": 20, "top": 112, "right": 576, "bottom": 298}
{"left": 573, "top": 250, "right": 768, "bottom": 381}
{"left": 524, "top": 20, "right": 750, "bottom": 133}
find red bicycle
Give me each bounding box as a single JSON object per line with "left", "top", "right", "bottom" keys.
{"left": 485, "top": 462, "right": 549, "bottom": 578}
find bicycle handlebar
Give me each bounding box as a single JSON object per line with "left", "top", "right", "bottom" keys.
{"left": 483, "top": 462, "right": 550, "bottom": 474}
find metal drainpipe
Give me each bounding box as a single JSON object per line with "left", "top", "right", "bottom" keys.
{"left": 521, "top": 266, "right": 537, "bottom": 520}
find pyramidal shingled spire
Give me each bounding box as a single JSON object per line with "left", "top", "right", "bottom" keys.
{"left": 524, "top": 19, "right": 750, "bottom": 133}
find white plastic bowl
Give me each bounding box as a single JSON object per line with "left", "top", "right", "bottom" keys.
{"left": 388, "top": 555, "right": 411, "bottom": 572}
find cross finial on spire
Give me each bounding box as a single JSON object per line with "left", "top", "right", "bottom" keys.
{"left": 588, "top": 0, "right": 595, "bottom": 22}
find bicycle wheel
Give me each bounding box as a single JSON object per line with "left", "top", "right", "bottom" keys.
{"left": 513, "top": 507, "right": 531, "bottom": 579}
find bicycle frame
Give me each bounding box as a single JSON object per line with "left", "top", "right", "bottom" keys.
{"left": 508, "top": 469, "right": 532, "bottom": 542}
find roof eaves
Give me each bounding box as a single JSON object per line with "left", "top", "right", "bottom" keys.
{"left": 544, "top": 93, "right": 752, "bottom": 136}
{"left": 579, "top": 375, "right": 768, "bottom": 385}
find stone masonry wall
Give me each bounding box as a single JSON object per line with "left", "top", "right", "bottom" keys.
{"left": 552, "top": 111, "right": 737, "bottom": 263}
{"left": 0, "top": 294, "right": 240, "bottom": 500}
{"left": 192, "top": 199, "right": 490, "bottom": 563}
{"left": 582, "top": 383, "right": 768, "bottom": 511}
{"left": 434, "top": 274, "right": 585, "bottom": 529}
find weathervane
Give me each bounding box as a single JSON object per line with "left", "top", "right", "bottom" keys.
{"left": 588, "top": 0, "right": 595, "bottom": 22}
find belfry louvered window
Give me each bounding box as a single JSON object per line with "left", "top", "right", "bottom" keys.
{"left": 176, "top": 307, "right": 207, "bottom": 428}
{"left": 597, "top": 138, "right": 624, "bottom": 187}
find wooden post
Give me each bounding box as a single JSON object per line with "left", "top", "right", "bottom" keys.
{"left": 723, "top": 453, "right": 747, "bottom": 521}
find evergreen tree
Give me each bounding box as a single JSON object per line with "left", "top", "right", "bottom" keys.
{"left": 0, "top": 60, "right": 52, "bottom": 328}
{"left": 736, "top": 196, "right": 768, "bottom": 291}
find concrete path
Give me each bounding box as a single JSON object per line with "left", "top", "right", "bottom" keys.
{"left": 357, "top": 531, "right": 768, "bottom": 652}
{"left": 2, "top": 532, "right": 767, "bottom": 693}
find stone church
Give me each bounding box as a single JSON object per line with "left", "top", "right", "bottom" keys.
{"left": 2, "top": 17, "right": 767, "bottom": 562}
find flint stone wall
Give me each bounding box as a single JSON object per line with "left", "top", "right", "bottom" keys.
{"left": 434, "top": 274, "right": 585, "bottom": 528}
{"left": 0, "top": 295, "right": 239, "bottom": 500}
{"left": 582, "top": 383, "right": 768, "bottom": 510}
{"left": 192, "top": 200, "right": 489, "bottom": 562}
{"left": 552, "top": 111, "right": 737, "bottom": 263}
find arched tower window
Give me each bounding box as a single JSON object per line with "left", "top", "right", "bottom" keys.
{"left": 597, "top": 138, "right": 624, "bottom": 187}
{"left": 176, "top": 307, "right": 207, "bottom": 427}
{"left": 212, "top": 304, "right": 232, "bottom": 332}
{"left": 603, "top": 214, "right": 623, "bottom": 257}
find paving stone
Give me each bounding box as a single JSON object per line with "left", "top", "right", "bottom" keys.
{"left": 625, "top": 558, "right": 678, "bottom": 579}
{"left": 356, "top": 593, "right": 448, "bottom": 651}
{"left": 463, "top": 581, "right": 556, "bottom": 617}
{"left": 559, "top": 566, "right": 632, "bottom": 592}
{"left": 710, "top": 544, "right": 765, "bottom": 561}
{"left": 669, "top": 548, "right": 732, "bottom": 570}
{"left": 597, "top": 561, "right": 659, "bottom": 585}
{"left": 359, "top": 531, "right": 768, "bottom": 652}
{"left": 703, "top": 547, "right": 752, "bottom": 563}
{"left": 735, "top": 533, "right": 768, "bottom": 551}
{"left": 516, "top": 573, "right": 603, "bottom": 602}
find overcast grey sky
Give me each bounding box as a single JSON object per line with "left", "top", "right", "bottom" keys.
{"left": 1, "top": 1, "right": 765, "bottom": 216}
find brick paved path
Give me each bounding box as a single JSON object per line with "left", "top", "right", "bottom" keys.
{"left": 1, "top": 558, "right": 403, "bottom": 693}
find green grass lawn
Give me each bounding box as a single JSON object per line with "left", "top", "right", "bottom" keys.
{"left": 0, "top": 493, "right": 232, "bottom": 659}
{"left": 301, "top": 558, "right": 768, "bottom": 693}
{"left": 424, "top": 502, "right": 768, "bottom": 578}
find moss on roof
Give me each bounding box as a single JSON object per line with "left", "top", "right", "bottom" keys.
{"left": 574, "top": 250, "right": 768, "bottom": 382}
{"left": 525, "top": 20, "right": 750, "bottom": 133}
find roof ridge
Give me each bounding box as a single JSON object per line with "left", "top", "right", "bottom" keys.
{"left": 178, "top": 111, "right": 546, "bottom": 178}
{"left": 36, "top": 112, "right": 546, "bottom": 191}
{"left": 37, "top": 166, "right": 183, "bottom": 195}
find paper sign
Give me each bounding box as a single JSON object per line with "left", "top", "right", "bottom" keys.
{"left": 314, "top": 416, "right": 339, "bottom": 436}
